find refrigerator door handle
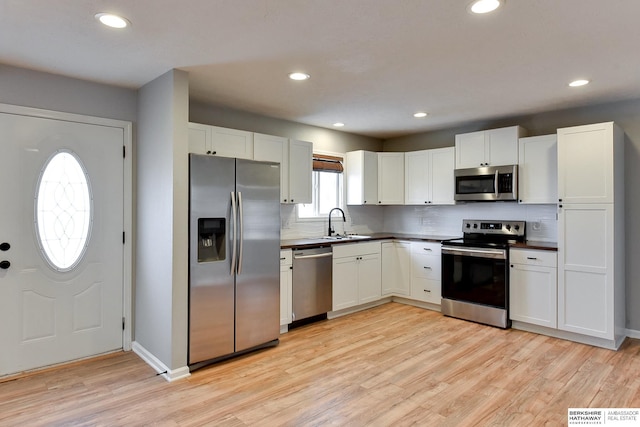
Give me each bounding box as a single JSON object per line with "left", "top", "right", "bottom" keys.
{"left": 237, "top": 191, "right": 244, "bottom": 274}
{"left": 230, "top": 191, "right": 237, "bottom": 275}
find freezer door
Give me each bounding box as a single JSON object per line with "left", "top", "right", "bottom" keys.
{"left": 189, "top": 154, "right": 235, "bottom": 364}
{"left": 235, "top": 159, "right": 281, "bottom": 351}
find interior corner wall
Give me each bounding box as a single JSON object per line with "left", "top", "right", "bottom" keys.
{"left": 189, "top": 101, "right": 383, "bottom": 153}
{"left": 136, "top": 69, "right": 189, "bottom": 370}
{"left": 0, "top": 64, "right": 137, "bottom": 121}
{"left": 383, "top": 97, "right": 640, "bottom": 332}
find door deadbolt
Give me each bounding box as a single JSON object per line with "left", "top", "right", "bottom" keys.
{"left": 0, "top": 242, "right": 9, "bottom": 251}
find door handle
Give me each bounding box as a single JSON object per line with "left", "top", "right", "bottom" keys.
{"left": 0, "top": 260, "right": 10, "bottom": 270}
{"left": 237, "top": 192, "right": 244, "bottom": 275}
{"left": 230, "top": 191, "right": 237, "bottom": 275}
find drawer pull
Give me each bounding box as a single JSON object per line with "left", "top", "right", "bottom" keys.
{"left": 280, "top": 257, "right": 286, "bottom": 260}
{"left": 423, "top": 248, "right": 432, "bottom": 251}
{"left": 423, "top": 289, "right": 431, "bottom": 293}
{"left": 423, "top": 266, "right": 432, "bottom": 269}
{"left": 526, "top": 257, "right": 538, "bottom": 260}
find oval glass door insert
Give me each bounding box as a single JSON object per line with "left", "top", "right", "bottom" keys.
{"left": 36, "top": 150, "right": 92, "bottom": 271}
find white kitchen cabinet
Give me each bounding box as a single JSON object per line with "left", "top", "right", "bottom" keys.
{"left": 557, "top": 122, "right": 620, "bottom": 204}
{"left": 381, "top": 241, "right": 411, "bottom": 296}
{"left": 455, "top": 125, "right": 527, "bottom": 169}
{"left": 509, "top": 248, "right": 557, "bottom": 328}
{"left": 288, "top": 139, "right": 313, "bottom": 204}
{"left": 377, "top": 152, "right": 404, "bottom": 205}
{"left": 188, "top": 122, "right": 254, "bottom": 159}
{"left": 280, "top": 249, "right": 293, "bottom": 327}
{"left": 518, "top": 134, "right": 557, "bottom": 204}
{"left": 409, "top": 241, "right": 441, "bottom": 304}
{"left": 332, "top": 241, "right": 381, "bottom": 311}
{"left": 405, "top": 147, "right": 455, "bottom": 205}
{"left": 254, "top": 134, "right": 313, "bottom": 204}
{"left": 556, "top": 122, "right": 625, "bottom": 348}
{"left": 345, "top": 150, "right": 378, "bottom": 205}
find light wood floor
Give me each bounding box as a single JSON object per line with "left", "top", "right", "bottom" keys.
{"left": 1, "top": 302, "right": 639, "bottom": 426}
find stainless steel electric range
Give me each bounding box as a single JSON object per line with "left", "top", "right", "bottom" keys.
{"left": 441, "top": 219, "right": 526, "bottom": 329}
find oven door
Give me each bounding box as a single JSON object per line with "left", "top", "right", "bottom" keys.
{"left": 441, "top": 246, "right": 508, "bottom": 309}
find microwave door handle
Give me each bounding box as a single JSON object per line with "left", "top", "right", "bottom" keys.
{"left": 494, "top": 170, "right": 499, "bottom": 198}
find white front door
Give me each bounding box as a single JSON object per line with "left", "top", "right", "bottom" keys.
{"left": 0, "top": 112, "right": 125, "bottom": 376}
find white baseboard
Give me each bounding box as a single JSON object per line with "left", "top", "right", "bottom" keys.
{"left": 626, "top": 328, "right": 640, "bottom": 339}
{"left": 132, "top": 341, "right": 191, "bottom": 382}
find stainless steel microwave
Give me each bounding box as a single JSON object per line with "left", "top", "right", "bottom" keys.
{"left": 454, "top": 165, "right": 518, "bottom": 202}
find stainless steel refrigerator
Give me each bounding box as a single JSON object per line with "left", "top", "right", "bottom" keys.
{"left": 189, "top": 154, "right": 281, "bottom": 368}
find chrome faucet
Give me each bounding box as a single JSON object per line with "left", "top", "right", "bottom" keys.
{"left": 328, "top": 207, "right": 346, "bottom": 236}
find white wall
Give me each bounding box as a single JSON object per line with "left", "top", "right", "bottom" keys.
{"left": 135, "top": 69, "right": 189, "bottom": 371}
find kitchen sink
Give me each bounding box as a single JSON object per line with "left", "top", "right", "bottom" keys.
{"left": 321, "top": 235, "right": 371, "bottom": 240}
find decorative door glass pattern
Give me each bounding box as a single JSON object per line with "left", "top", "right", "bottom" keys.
{"left": 35, "top": 149, "right": 93, "bottom": 271}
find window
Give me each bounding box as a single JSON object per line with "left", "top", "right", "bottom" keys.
{"left": 35, "top": 150, "right": 93, "bottom": 271}
{"left": 298, "top": 154, "right": 344, "bottom": 219}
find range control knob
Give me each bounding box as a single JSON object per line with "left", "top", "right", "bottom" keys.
{"left": 514, "top": 225, "right": 520, "bottom": 231}
{"left": 505, "top": 224, "right": 511, "bottom": 231}
{"left": 465, "top": 223, "right": 471, "bottom": 228}
{"left": 473, "top": 223, "right": 478, "bottom": 229}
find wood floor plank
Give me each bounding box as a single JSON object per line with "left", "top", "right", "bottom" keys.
{"left": 0, "top": 302, "right": 638, "bottom": 426}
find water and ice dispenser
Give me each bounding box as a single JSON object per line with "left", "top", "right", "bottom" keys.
{"left": 197, "top": 218, "right": 225, "bottom": 262}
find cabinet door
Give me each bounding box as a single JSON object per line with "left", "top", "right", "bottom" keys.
{"left": 486, "top": 126, "right": 520, "bottom": 167}
{"left": 430, "top": 147, "right": 455, "bottom": 205}
{"left": 280, "top": 264, "right": 292, "bottom": 326}
{"left": 509, "top": 263, "right": 557, "bottom": 328}
{"left": 288, "top": 139, "right": 313, "bottom": 204}
{"left": 358, "top": 253, "right": 382, "bottom": 304}
{"left": 210, "top": 126, "right": 254, "bottom": 159}
{"left": 557, "top": 123, "right": 614, "bottom": 204}
{"left": 346, "top": 150, "right": 378, "bottom": 205}
{"left": 518, "top": 135, "right": 557, "bottom": 204}
{"left": 188, "top": 123, "right": 210, "bottom": 155}
{"left": 381, "top": 242, "right": 411, "bottom": 296}
{"left": 558, "top": 204, "right": 614, "bottom": 339}
{"left": 405, "top": 151, "right": 430, "bottom": 205}
{"left": 332, "top": 257, "right": 358, "bottom": 311}
{"left": 377, "top": 152, "right": 404, "bottom": 205}
{"left": 254, "top": 133, "right": 290, "bottom": 203}
{"left": 455, "top": 130, "right": 486, "bottom": 168}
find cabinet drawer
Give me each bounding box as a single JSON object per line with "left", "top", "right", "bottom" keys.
{"left": 410, "top": 241, "right": 441, "bottom": 256}
{"left": 411, "top": 253, "right": 441, "bottom": 280}
{"left": 410, "top": 277, "right": 441, "bottom": 304}
{"left": 510, "top": 249, "right": 556, "bottom": 267}
{"left": 280, "top": 249, "right": 292, "bottom": 266}
{"left": 333, "top": 241, "right": 381, "bottom": 259}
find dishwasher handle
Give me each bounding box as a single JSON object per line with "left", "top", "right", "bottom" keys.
{"left": 293, "top": 252, "right": 333, "bottom": 260}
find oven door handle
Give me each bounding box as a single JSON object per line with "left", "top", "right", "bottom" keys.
{"left": 442, "top": 246, "right": 507, "bottom": 260}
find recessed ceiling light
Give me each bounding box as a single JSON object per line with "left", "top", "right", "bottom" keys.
{"left": 569, "top": 79, "right": 590, "bottom": 87}
{"left": 288, "top": 72, "right": 310, "bottom": 81}
{"left": 333, "top": 122, "right": 345, "bottom": 127}
{"left": 413, "top": 112, "right": 428, "bottom": 118}
{"left": 95, "top": 13, "right": 130, "bottom": 29}
{"left": 469, "top": 0, "right": 503, "bottom": 14}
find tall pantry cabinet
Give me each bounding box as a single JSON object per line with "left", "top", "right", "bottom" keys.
{"left": 556, "top": 122, "right": 625, "bottom": 349}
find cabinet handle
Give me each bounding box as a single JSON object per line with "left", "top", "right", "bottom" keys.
{"left": 280, "top": 257, "right": 286, "bottom": 260}
{"left": 423, "top": 266, "right": 432, "bottom": 270}
{"left": 526, "top": 257, "right": 538, "bottom": 260}
{"left": 423, "top": 289, "right": 431, "bottom": 293}
{"left": 423, "top": 248, "right": 432, "bottom": 251}
{"left": 291, "top": 199, "right": 294, "bottom": 202}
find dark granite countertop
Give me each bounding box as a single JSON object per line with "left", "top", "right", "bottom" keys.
{"left": 281, "top": 233, "right": 462, "bottom": 250}
{"left": 511, "top": 240, "right": 558, "bottom": 251}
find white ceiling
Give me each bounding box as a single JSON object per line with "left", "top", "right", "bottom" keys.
{"left": 1, "top": 0, "right": 639, "bottom": 139}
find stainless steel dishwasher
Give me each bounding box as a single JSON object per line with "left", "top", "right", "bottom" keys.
{"left": 292, "top": 246, "right": 333, "bottom": 322}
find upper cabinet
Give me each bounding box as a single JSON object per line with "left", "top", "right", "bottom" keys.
{"left": 346, "top": 150, "right": 378, "bottom": 205}
{"left": 377, "top": 152, "right": 404, "bottom": 205}
{"left": 455, "top": 125, "right": 527, "bottom": 169}
{"left": 253, "top": 133, "right": 312, "bottom": 204}
{"left": 557, "top": 122, "right": 622, "bottom": 204}
{"left": 405, "top": 147, "right": 455, "bottom": 205}
{"left": 518, "top": 134, "right": 557, "bottom": 204}
{"left": 188, "top": 123, "right": 254, "bottom": 159}
{"left": 190, "top": 124, "right": 312, "bottom": 204}
{"left": 288, "top": 139, "right": 313, "bottom": 204}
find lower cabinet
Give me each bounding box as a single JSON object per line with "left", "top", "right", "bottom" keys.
{"left": 280, "top": 249, "right": 292, "bottom": 326}
{"left": 381, "top": 241, "right": 411, "bottom": 296}
{"left": 409, "top": 241, "right": 442, "bottom": 304}
{"left": 332, "top": 242, "right": 382, "bottom": 311}
{"left": 509, "top": 248, "right": 558, "bottom": 328}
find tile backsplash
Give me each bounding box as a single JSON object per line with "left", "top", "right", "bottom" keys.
{"left": 281, "top": 203, "right": 558, "bottom": 242}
